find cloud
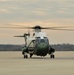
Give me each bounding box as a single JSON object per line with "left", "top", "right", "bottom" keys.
{"left": 0, "top": 8, "right": 9, "bottom": 13}
{"left": 2, "top": 18, "right": 74, "bottom": 28}
{"left": 56, "top": 7, "right": 67, "bottom": 14}
{"left": 0, "top": 0, "right": 73, "bottom": 44}
{"left": 0, "top": 0, "right": 74, "bottom": 23}
{"left": 0, "top": 0, "right": 7, "bottom": 1}
{"left": 32, "top": 9, "right": 46, "bottom": 16}
{"left": 0, "top": 33, "right": 12, "bottom": 36}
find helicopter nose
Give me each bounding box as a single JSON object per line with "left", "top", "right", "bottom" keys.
{"left": 38, "top": 43, "right": 48, "bottom": 49}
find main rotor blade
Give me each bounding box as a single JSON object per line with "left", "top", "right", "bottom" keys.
{"left": 0, "top": 26, "right": 68, "bottom": 29}
{"left": 41, "top": 26, "right": 72, "bottom": 29}
{"left": 0, "top": 26, "right": 74, "bottom": 31}
{"left": 0, "top": 27, "right": 28, "bottom": 29}
{"left": 49, "top": 28, "right": 74, "bottom": 31}
{"left": 27, "top": 26, "right": 73, "bottom": 29}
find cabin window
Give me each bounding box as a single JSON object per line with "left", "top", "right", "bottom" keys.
{"left": 36, "top": 37, "right": 41, "bottom": 43}
{"left": 44, "top": 37, "right": 49, "bottom": 43}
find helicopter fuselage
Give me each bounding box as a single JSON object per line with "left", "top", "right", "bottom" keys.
{"left": 33, "top": 37, "right": 49, "bottom": 56}
{"left": 22, "top": 26, "right": 55, "bottom": 58}
{"left": 22, "top": 32, "right": 54, "bottom": 56}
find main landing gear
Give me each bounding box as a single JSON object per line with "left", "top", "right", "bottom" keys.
{"left": 30, "top": 54, "right": 33, "bottom": 58}
{"left": 24, "top": 55, "right": 28, "bottom": 58}
{"left": 49, "top": 47, "right": 55, "bottom": 58}
{"left": 50, "top": 54, "right": 55, "bottom": 58}
{"left": 24, "top": 53, "right": 33, "bottom": 59}
{"left": 24, "top": 53, "right": 28, "bottom": 58}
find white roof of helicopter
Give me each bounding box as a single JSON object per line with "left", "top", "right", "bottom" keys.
{"left": 27, "top": 32, "right": 46, "bottom": 41}
{"left": 35, "top": 32, "right": 46, "bottom": 38}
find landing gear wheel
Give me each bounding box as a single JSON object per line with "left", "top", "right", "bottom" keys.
{"left": 24, "top": 55, "right": 28, "bottom": 59}
{"left": 52, "top": 55, "right": 55, "bottom": 58}
{"left": 50, "top": 54, "right": 55, "bottom": 58}
{"left": 22, "top": 51, "right": 24, "bottom": 55}
{"left": 30, "top": 54, "right": 33, "bottom": 58}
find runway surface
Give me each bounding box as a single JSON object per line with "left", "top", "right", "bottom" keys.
{"left": 0, "top": 51, "right": 74, "bottom": 75}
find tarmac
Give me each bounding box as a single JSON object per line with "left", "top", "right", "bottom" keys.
{"left": 0, "top": 51, "right": 74, "bottom": 75}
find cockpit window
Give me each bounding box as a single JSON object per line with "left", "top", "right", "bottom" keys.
{"left": 36, "top": 37, "right": 41, "bottom": 43}
{"left": 40, "top": 39, "right": 45, "bottom": 43}
{"left": 36, "top": 37, "right": 49, "bottom": 44}
{"left": 44, "top": 37, "right": 49, "bottom": 42}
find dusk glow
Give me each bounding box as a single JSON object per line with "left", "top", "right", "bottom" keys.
{"left": 0, "top": 0, "right": 74, "bottom": 44}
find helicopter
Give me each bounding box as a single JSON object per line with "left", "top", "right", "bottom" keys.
{"left": 15, "top": 25, "right": 55, "bottom": 58}
{"left": 13, "top": 25, "right": 74, "bottom": 59}
{"left": 0, "top": 25, "right": 74, "bottom": 59}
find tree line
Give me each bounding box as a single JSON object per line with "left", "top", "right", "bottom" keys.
{"left": 0, "top": 44, "right": 21, "bottom": 51}
{"left": 0, "top": 44, "right": 74, "bottom": 51}
{"left": 51, "top": 44, "right": 74, "bottom": 51}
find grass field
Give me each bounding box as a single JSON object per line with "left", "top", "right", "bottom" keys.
{"left": 0, "top": 51, "right": 74, "bottom": 75}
